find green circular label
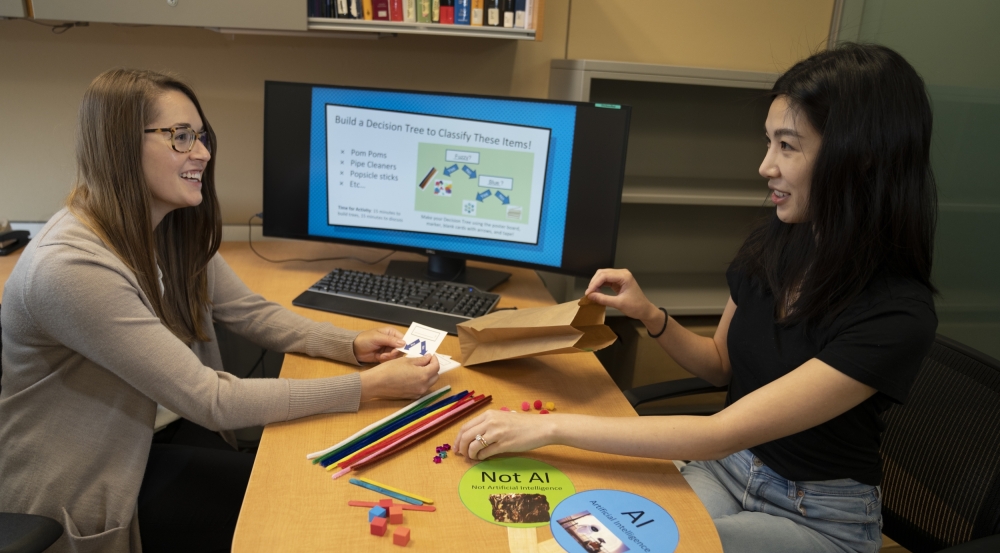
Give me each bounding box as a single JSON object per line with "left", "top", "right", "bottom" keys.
{"left": 458, "top": 457, "right": 576, "bottom": 528}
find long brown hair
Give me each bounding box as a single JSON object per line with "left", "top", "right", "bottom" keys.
{"left": 68, "top": 68, "right": 222, "bottom": 343}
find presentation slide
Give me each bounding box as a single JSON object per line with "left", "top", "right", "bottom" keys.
{"left": 324, "top": 104, "right": 551, "bottom": 245}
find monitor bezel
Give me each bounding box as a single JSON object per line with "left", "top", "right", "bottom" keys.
{"left": 262, "top": 80, "right": 631, "bottom": 279}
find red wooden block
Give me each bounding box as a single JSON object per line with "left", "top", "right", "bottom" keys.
{"left": 379, "top": 498, "right": 393, "bottom": 508}
{"left": 389, "top": 505, "right": 404, "bottom": 524}
{"left": 393, "top": 526, "right": 411, "bottom": 546}
{"left": 370, "top": 516, "right": 388, "bottom": 536}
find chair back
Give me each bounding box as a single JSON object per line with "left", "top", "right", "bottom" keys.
{"left": 880, "top": 335, "right": 1000, "bottom": 553}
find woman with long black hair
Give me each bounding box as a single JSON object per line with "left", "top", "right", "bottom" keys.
{"left": 455, "top": 43, "right": 938, "bottom": 553}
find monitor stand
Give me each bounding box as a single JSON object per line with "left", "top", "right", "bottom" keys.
{"left": 384, "top": 254, "right": 510, "bottom": 292}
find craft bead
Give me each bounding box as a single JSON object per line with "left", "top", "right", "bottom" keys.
{"left": 539, "top": 409, "right": 549, "bottom": 414}
{"left": 545, "top": 402, "right": 555, "bottom": 410}
{"left": 500, "top": 406, "right": 510, "bottom": 411}
{"left": 393, "top": 526, "right": 411, "bottom": 546}
{"left": 443, "top": 444, "right": 451, "bottom": 451}
{"left": 440, "top": 451, "right": 447, "bottom": 458}
{"left": 436, "top": 446, "right": 443, "bottom": 453}
{"left": 370, "top": 516, "right": 388, "bottom": 536}
{"left": 521, "top": 401, "right": 530, "bottom": 411}
{"left": 533, "top": 399, "right": 543, "bottom": 410}
{"left": 369, "top": 506, "right": 388, "bottom": 522}
{"left": 433, "top": 456, "right": 442, "bottom": 464}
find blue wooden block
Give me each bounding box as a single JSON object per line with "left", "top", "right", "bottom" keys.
{"left": 368, "top": 506, "right": 388, "bottom": 522}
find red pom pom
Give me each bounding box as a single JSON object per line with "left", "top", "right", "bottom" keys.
{"left": 533, "top": 399, "right": 543, "bottom": 410}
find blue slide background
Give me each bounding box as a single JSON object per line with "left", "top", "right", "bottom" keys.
{"left": 307, "top": 87, "right": 576, "bottom": 269}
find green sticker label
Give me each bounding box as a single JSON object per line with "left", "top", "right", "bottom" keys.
{"left": 595, "top": 103, "right": 621, "bottom": 109}
{"left": 458, "top": 457, "right": 576, "bottom": 528}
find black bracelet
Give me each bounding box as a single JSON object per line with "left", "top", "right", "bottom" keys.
{"left": 647, "top": 307, "right": 669, "bottom": 338}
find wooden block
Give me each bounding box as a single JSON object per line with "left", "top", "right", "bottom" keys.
{"left": 389, "top": 505, "right": 404, "bottom": 524}
{"left": 393, "top": 526, "right": 411, "bottom": 546}
{"left": 370, "top": 516, "right": 388, "bottom": 536}
{"left": 379, "top": 498, "right": 394, "bottom": 508}
{"left": 368, "top": 506, "right": 387, "bottom": 522}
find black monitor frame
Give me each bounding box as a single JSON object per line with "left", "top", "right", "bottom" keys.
{"left": 263, "top": 80, "right": 630, "bottom": 288}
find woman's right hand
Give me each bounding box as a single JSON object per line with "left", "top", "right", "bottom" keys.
{"left": 585, "top": 269, "right": 659, "bottom": 324}
{"left": 359, "top": 354, "right": 440, "bottom": 401}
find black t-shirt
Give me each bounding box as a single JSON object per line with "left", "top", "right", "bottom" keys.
{"left": 725, "top": 265, "right": 937, "bottom": 485}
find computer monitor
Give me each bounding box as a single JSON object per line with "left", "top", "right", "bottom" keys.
{"left": 262, "top": 81, "right": 631, "bottom": 291}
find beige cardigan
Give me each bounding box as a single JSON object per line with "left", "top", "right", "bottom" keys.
{"left": 0, "top": 210, "right": 364, "bottom": 553}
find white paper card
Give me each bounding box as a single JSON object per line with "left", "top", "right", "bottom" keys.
{"left": 397, "top": 322, "right": 448, "bottom": 358}
{"left": 436, "top": 354, "right": 461, "bottom": 374}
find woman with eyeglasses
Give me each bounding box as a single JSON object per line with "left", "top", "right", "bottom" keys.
{"left": 0, "top": 69, "right": 440, "bottom": 553}
{"left": 455, "top": 43, "right": 938, "bottom": 553}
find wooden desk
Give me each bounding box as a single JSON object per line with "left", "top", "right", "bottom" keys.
{"left": 1, "top": 241, "right": 721, "bottom": 552}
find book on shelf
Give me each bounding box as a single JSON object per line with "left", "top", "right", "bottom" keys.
{"left": 455, "top": 0, "right": 470, "bottom": 24}
{"left": 471, "top": 0, "right": 483, "bottom": 25}
{"left": 362, "top": 0, "right": 374, "bottom": 19}
{"left": 523, "top": 0, "right": 533, "bottom": 28}
{"left": 390, "top": 0, "right": 403, "bottom": 20}
{"left": 439, "top": 0, "right": 454, "bottom": 23}
{"left": 485, "top": 0, "right": 499, "bottom": 26}
{"left": 373, "top": 0, "right": 390, "bottom": 19}
{"left": 335, "top": 0, "right": 352, "bottom": 17}
{"left": 432, "top": 0, "right": 440, "bottom": 22}
{"left": 403, "top": 0, "right": 416, "bottom": 21}
{"left": 514, "top": 0, "right": 525, "bottom": 27}
{"left": 502, "top": 0, "right": 514, "bottom": 27}
{"left": 417, "top": 0, "right": 431, "bottom": 21}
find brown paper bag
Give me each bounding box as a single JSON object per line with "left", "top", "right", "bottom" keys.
{"left": 457, "top": 297, "right": 617, "bottom": 366}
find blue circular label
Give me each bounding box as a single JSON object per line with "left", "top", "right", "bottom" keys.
{"left": 549, "top": 490, "right": 679, "bottom": 553}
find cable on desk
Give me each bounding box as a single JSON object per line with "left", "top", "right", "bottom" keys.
{"left": 20, "top": 19, "right": 89, "bottom": 34}
{"left": 247, "top": 213, "right": 396, "bottom": 265}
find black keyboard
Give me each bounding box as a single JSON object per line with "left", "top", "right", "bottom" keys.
{"left": 292, "top": 269, "right": 501, "bottom": 335}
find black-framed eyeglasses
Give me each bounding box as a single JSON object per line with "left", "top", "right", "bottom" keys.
{"left": 143, "top": 125, "right": 210, "bottom": 153}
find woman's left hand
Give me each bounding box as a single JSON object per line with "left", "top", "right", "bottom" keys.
{"left": 455, "top": 409, "right": 558, "bottom": 461}
{"left": 353, "top": 327, "right": 407, "bottom": 363}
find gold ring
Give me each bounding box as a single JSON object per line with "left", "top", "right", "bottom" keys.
{"left": 475, "top": 434, "right": 491, "bottom": 449}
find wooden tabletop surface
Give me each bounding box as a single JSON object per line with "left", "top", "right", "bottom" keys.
{"left": 1, "top": 239, "right": 721, "bottom": 552}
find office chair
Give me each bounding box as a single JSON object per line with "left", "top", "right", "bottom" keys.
{"left": 0, "top": 303, "right": 65, "bottom": 553}
{"left": 623, "top": 334, "right": 1000, "bottom": 553}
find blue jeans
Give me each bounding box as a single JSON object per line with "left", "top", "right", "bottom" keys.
{"left": 681, "top": 450, "right": 882, "bottom": 553}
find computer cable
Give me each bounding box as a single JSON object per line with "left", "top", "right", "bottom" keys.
{"left": 247, "top": 213, "right": 397, "bottom": 265}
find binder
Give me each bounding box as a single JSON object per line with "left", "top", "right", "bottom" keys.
{"left": 390, "top": 0, "right": 403, "bottom": 20}
{"left": 455, "top": 0, "right": 470, "bottom": 24}
{"left": 373, "top": 0, "right": 390, "bottom": 20}
{"left": 485, "top": 0, "right": 499, "bottom": 26}
{"left": 363, "top": 0, "right": 374, "bottom": 19}
{"left": 404, "top": 0, "right": 417, "bottom": 21}
{"left": 471, "top": 0, "right": 483, "bottom": 26}
{"left": 514, "top": 0, "right": 525, "bottom": 27}
{"left": 502, "top": 0, "right": 514, "bottom": 28}
{"left": 417, "top": 0, "right": 431, "bottom": 22}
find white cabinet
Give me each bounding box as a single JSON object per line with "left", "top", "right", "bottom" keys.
{"left": 0, "top": 0, "right": 26, "bottom": 17}
{"left": 31, "top": 0, "right": 307, "bottom": 31}
{"left": 548, "top": 60, "right": 778, "bottom": 315}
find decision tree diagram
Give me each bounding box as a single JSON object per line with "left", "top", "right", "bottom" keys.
{"left": 414, "top": 143, "right": 534, "bottom": 224}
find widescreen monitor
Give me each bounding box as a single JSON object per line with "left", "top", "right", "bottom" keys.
{"left": 263, "top": 81, "right": 631, "bottom": 291}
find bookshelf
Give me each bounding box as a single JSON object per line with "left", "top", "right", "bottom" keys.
{"left": 546, "top": 60, "right": 779, "bottom": 316}
{"left": 27, "top": 0, "right": 544, "bottom": 40}
{"left": 307, "top": 16, "right": 538, "bottom": 40}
